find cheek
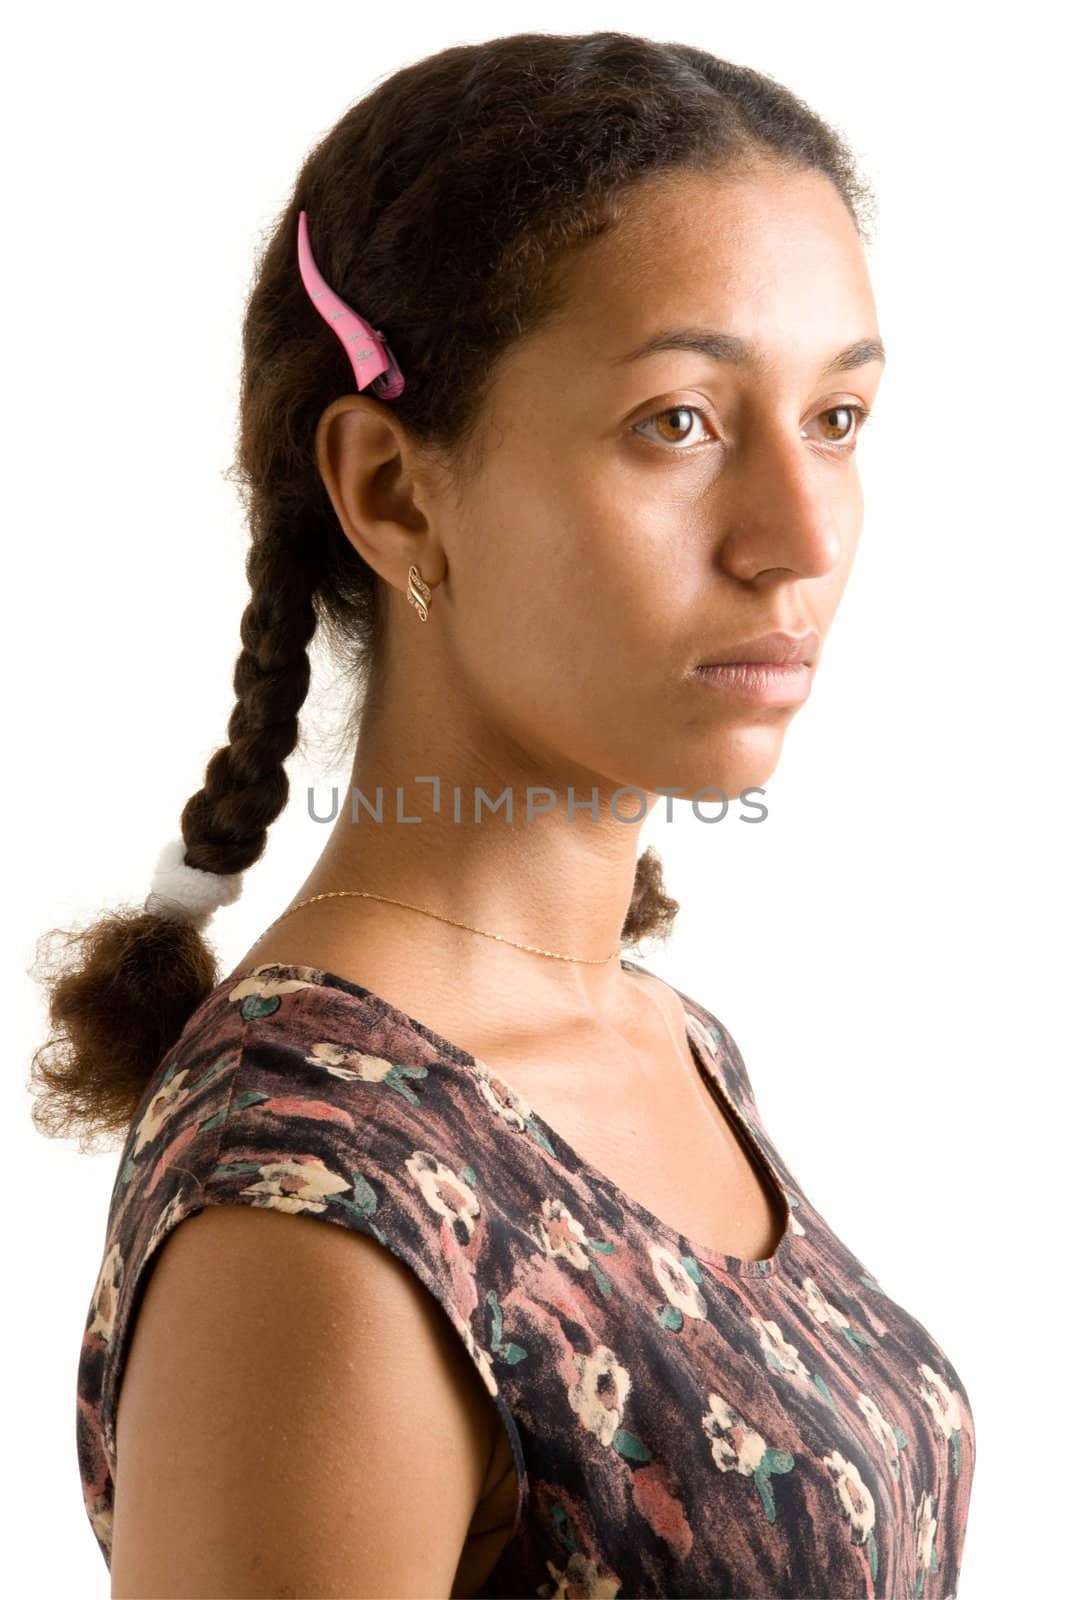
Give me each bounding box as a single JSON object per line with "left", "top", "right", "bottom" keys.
{"left": 829, "top": 491, "right": 864, "bottom": 592}
{"left": 459, "top": 454, "right": 692, "bottom": 693}
{"left": 453, "top": 541, "right": 644, "bottom": 749}
{"left": 449, "top": 521, "right": 588, "bottom": 717}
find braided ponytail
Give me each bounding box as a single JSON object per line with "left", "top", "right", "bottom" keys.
{"left": 29, "top": 531, "right": 318, "bottom": 1151}
{"left": 179, "top": 535, "right": 317, "bottom": 876}
{"left": 30, "top": 31, "right": 875, "bottom": 1146}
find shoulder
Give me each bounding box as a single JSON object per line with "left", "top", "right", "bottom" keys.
{"left": 79, "top": 966, "right": 527, "bottom": 1572}
{"left": 109, "top": 1199, "right": 500, "bottom": 1594}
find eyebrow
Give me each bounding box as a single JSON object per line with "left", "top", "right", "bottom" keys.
{"left": 607, "top": 328, "right": 886, "bottom": 377}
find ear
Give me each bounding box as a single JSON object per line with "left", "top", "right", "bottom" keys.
{"left": 313, "top": 395, "right": 443, "bottom": 591}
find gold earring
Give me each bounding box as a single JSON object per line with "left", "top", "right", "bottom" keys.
{"left": 407, "top": 563, "right": 432, "bottom": 622}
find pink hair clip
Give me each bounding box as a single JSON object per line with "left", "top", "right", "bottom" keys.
{"left": 296, "top": 209, "right": 405, "bottom": 400}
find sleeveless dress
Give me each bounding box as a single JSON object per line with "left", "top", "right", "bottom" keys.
{"left": 76, "top": 959, "right": 976, "bottom": 1598}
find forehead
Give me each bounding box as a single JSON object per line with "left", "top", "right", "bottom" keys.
{"left": 521, "top": 164, "right": 878, "bottom": 380}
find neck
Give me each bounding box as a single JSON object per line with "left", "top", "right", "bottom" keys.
{"left": 278, "top": 728, "right": 659, "bottom": 1023}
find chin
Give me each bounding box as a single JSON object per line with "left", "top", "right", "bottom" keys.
{"left": 676, "top": 729, "right": 789, "bottom": 805}
{"left": 606, "top": 717, "right": 794, "bottom": 811}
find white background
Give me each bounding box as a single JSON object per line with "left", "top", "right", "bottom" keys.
{"left": 4, "top": 3, "right": 1063, "bottom": 1596}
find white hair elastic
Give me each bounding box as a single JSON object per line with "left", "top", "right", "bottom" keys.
{"left": 143, "top": 837, "right": 245, "bottom": 930}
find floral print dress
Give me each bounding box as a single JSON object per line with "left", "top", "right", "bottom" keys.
{"left": 77, "top": 959, "right": 976, "bottom": 1598}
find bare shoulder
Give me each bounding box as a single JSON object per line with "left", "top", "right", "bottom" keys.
{"left": 110, "top": 1202, "right": 501, "bottom": 1597}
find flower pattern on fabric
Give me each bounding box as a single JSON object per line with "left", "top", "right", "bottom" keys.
{"left": 76, "top": 958, "right": 975, "bottom": 1597}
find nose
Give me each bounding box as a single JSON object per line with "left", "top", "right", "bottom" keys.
{"left": 714, "top": 429, "right": 849, "bottom": 583}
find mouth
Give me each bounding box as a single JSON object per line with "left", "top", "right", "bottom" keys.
{"left": 688, "top": 658, "right": 814, "bottom": 706}
{"left": 695, "top": 629, "right": 821, "bottom": 670}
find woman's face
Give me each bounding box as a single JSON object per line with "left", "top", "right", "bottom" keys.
{"left": 419, "top": 162, "right": 882, "bottom": 806}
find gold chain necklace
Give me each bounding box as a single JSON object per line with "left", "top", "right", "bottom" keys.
{"left": 259, "top": 889, "right": 623, "bottom": 965}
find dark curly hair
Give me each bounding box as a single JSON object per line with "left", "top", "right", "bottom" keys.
{"left": 29, "top": 29, "right": 875, "bottom": 1151}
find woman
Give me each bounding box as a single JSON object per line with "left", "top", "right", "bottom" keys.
{"left": 34, "top": 30, "right": 975, "bottom": 1598}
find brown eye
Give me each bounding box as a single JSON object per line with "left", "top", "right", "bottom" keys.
{"left": 812, "top": 404, "right": 870, "bottom": 446}
{"left": 632, "top": 405, "right": 714, "bottom": 450}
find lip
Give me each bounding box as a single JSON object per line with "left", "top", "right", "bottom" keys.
{"left": 696, "top": 629, "right": 821, "bottom": 668}
{"left": 689, "top": 660, "right": 813, "bottom": 705}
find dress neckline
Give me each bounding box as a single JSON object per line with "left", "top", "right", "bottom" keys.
{"left": 216, "top": 957, "right": 794, "bottom": 1280}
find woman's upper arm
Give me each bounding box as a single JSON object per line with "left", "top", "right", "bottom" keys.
{"left": 109, "top": 1201, "right": 498, "bottom": 1598}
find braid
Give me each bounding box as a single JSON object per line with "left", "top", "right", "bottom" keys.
{"left": 181, "top": 534, "right": 317, "bottom": 875}
{"left": 28, "top": 522, "right": 321, "bottom": 1150}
